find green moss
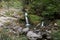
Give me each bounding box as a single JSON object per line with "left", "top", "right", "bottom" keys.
{"left": 52, "top": 31, "right": 60, "bottom": 40}
{"left": 29, "top": 14, "right": 42, "bottom": 25}
{"left": 29, "top": 15, "right": 40, "bottom": 21}
{"left": 57, "top": 20, "right": 60, "bottom": 26}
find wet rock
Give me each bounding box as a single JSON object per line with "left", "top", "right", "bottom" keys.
{"left": 27, "top": 30, "right": 41, "bottom": 40}
{"left": 22, "top": 27, "right": 29, "bottom": 33}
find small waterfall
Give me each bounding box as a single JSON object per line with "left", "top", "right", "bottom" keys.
{"left": 41, "top": 21, "right": 44, "bottom": 27}
{"left": 25, "top": 12, "right": 30, "bottom": 27}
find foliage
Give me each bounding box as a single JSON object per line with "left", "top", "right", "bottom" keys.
{"left": 29, "top": 14, "right": 42, "bottom": 25}
{"left": 0, "top": 28, "right": 28, "bottom": 40}
{"left": 0, "top": 0, "right": 22, "bottom": 9}
{"left": 57, "top": 20, "right": 60, "bottom": 26}
{"left": 22, "top": 0, "right": 60, "bottom": 20}
{"left": 52, "top": 30, "right": 60, "bottom": 40}
{"left": 29, "top": 14, "right": 41, "bottom": 22}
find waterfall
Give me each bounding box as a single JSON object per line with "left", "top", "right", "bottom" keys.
{"left": 25, "top": 12, "right": 30, "bottom": 27}
{"left": 41, "top": 21, "right": 44, "bottom": 27}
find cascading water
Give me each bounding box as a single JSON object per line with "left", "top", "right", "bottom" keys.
{"left": 25, "top": 12, "right": 30, "bottom": 27}
{"left": 41, "top": 21, "right": 44, "bottom": 27}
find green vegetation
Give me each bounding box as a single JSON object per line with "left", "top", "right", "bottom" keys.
{"left": 0, "top": 28, "right": 28, "bottom": 40}
{"left": 0, "top": 0, "right": 60, "bottom": 40}
{"left": 0, "top": 0, "right": 22, "bottom": 9}
{"left": 29, "top": 14, "right": 41, "bottom": 25}
{"left": 52, "top": 30, "right": 60, "bottom": 40}
{"left": 22, "top": 0, "right": 60, "bottom": 20}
